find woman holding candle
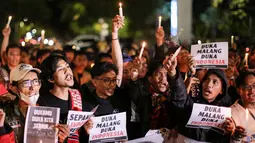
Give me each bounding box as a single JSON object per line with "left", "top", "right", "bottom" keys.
{"left": 228, "top": 71, "right": 255, "bottom": 142}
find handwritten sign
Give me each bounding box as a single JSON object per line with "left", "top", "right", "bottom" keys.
{"left": 24, "top": 106, "right": 60, "bottom": 143}
{"left": 186, "top": 103, "right": 231, "bottom": 134}
{"left": 191, "top": 42, "right": 228, "bottom": 69}
{"left": 89, "top": 112, "right": 127, "bottom": 143}
{"left": 67, "top": 111, "right": 93, "bottom": 133}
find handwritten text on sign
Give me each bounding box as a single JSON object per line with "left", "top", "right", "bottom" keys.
{"left": 191, "top": 42, "right": 228, "bottom": 69}
{"left": 186, "top": 103, "right": 231, "bottom": 129}
{"left": 89, "top": 112, "right": 127, "bottom": 143}
{"left": 67, "top": 111, "right": 93, "bottom": 133}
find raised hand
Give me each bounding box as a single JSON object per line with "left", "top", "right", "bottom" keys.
{"left": 155, "top": 27, "right": 165, "bottom": 47}
{"left": 163, "top": 54, "right": 178, "bottom": 77}
{"left": 112, "top": 15, "right": 125, "bottom": 33}
{"left": 2, "top": 27, "right": 11, "bottom": 37}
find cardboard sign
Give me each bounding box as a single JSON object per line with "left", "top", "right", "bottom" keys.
{"left": 24, "top": 106, "right": 60, "bottom": 143}
{"left": 67, "top": 111, "right": 93, "bottom": 133}
{"left": 191, "top": 42, "right": 228, "bottom": 69}
{"left": 89, "top": 112, "right": 127, "bottom": 143}
{"left": 186, "top": 103, "right": 231, "bottom": 134}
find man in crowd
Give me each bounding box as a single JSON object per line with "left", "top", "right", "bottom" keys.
{"left": 0, "top": 63, "right": 70, "bottom": 143}
{"left": 230, "top": 71, "right": 255, "bottom": 142}
{"left": 38, "top": 54, "right": 83, "bottom": 142}
{"left": 72, "top": 51, "right": 91, "bottom": 88}
{"left": 1, "top": 44, "right": 21, "bottom": 75}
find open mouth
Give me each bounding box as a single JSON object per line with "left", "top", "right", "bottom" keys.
{"left": 248, "top": 94, "right": 255, "bottom": 99}
{"left": 65, "top": 74, "right": 73, "bottom": 81}
{"left": 107, "top": 88, "right": 114, "bottom": 94}
{"left": 158, "top": 83, "right": 168, "bottom": 89}
{"left": 203, "top": 88, "right": 212, "bottom": 96}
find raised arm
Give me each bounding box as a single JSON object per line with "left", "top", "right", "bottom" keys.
{"left": 111, "top": 15, "right": 124, "bottom": 87}
{"left": 163, "top": 54, "right": 193, "bottom": 108}
{"left": 154, "top": 27, "right": 166, "bottom": 61}
{"left": 1, "top": 27, "right": 11, "bottom": 66}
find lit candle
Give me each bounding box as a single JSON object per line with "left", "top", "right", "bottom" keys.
{"left": 246, "top": 109, "right": 249, "bottom": 130}
{"left": 245, "top": 53, "right": 249, "bottom": 67}
{"left": 41, "top": 30, "right": 45, "bottom": 40}
{"left": 139, "top": 42, "right": 146, "bottom": 59}
{"left": 198, "top": 40, "right": 201, "bottom": 44}
{"left": 158, "top": 16, "right": 162, "bottom": 28}
{"left": 6, "top": 16, "right": 12, "bottom": 28}
{"left": 231, "top": 35, "right": 234, "bottom": 46}
{"left": 119, "top": 3, "right": 123, "bottom": 17}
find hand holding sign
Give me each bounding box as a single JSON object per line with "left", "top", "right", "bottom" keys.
{"left": 84, "top": 118, "right": 94, "bottom": 135}
{"left": 223, "top": 117, "right": 235, "bottom": 134}
{"left": 188, "top": 56, "right": 196, "bottom": 76}
{"left": 54, "top": 124, "right": 70, "bottom": 143}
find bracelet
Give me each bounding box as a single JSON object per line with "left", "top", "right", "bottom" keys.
{"left": 112, "top": 38, "right": 119, "bottom": 40}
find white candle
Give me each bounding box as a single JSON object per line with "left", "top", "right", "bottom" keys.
{"left": 246, "top": 109, "right": 249, "bottom": 130}
{"left": 231, "top": 36, "right": 234, "bottom": 45}
{"left": 245, "top": 53, "right": 249, "bottom": 67}
{"left": 158, "top": 16, "right": 162, "bottom": 28}
{"left": 6, "top": 16, "right": 12, "bottom": 28}
{"left": 119, "top": 3, "right": 123, "bottom": 17}
{"left": 41, "top": 30, "right": 45, "bottom": 40}
{"left": 139, "top": 42, "right": 146, "bottom": 59}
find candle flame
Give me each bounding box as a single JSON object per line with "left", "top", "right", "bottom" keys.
{"left": 41, "top": 30, "right": 45, "bottom": 34}
{"left": 142, "top": 42, "right": 146, "bottom": 48}
{"left": 8, "top": 16, "right": 12, "bottom": 20}
{"left": 119, "top": 2, "right": 122, "bottom": 7}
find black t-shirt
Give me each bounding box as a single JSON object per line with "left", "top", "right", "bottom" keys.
{"left": 37, "top": 91, "right": 77, "bottom": 123}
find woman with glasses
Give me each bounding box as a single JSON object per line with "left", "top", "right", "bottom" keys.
{"left": 0, "top": 63, "right": 42, "bottom": 143}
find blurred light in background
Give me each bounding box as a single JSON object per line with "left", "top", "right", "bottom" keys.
{"left": 171, "top": 0, "right": 178, "bottom": 36}
{"left": 32, "top": 29, "right": 37, "bottom": 34}
{"left": 20, "top": 22, "right": 24, "bottom": 27}
{"left": 48, "top": 40, "right": 54, "bottom": 46}
{"left": 44, "top": 39, "right": 49, "bottom": 44}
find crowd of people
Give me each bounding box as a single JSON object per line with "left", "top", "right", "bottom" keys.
{"left": 0, "top": 14, "right": 254, "bottom": 143}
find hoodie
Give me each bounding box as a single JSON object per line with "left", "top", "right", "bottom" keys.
{"left": 169, "top": 69, "right": 231, "bottom": 142}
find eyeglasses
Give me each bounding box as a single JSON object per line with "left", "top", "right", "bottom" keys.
{"left": 242, "top": 83, "right": 255, "bottom": 91}
{"left": 96, "top": 78, "right": 119, "bottom": 86}
{"left": 18, "top": 79, "right": 41, "bottom": 88}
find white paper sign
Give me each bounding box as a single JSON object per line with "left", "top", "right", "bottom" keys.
{"left": 191, "top": 42, "right": 228, "bottom": 69}
{"left": 67, "top": 111, "right": 93, "bottom": 133}
{"left": 186, "top": 103, "right": 231, "bottom": 133}
{"left": 24, "top": 106, "right": 60, "bottom": 143}
{"left": 89, "top": 112, "right": 127, "bottom": 143}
